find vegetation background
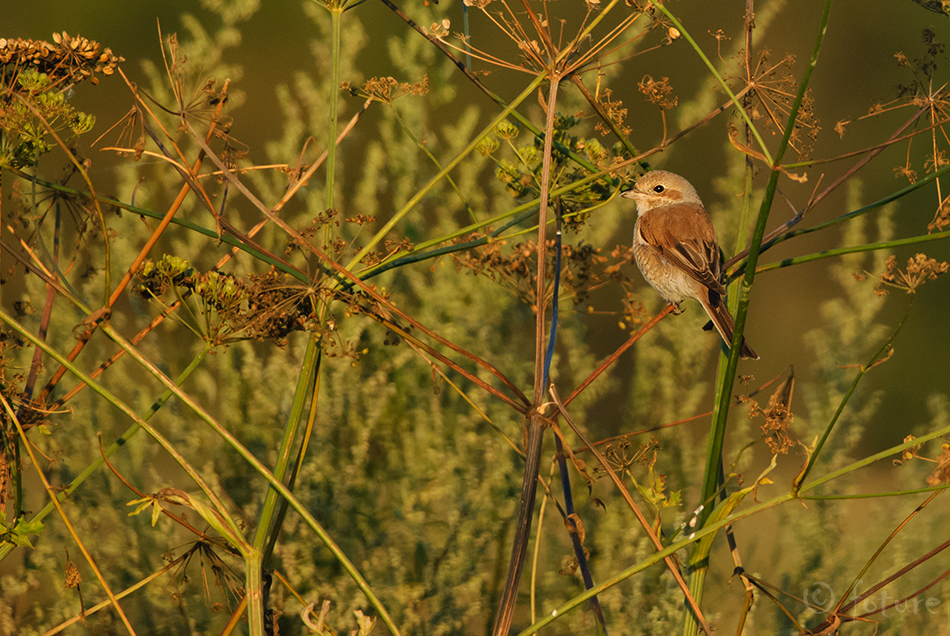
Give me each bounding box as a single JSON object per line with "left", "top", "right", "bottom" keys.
{"left": 2, "top": 0, "right": 950, "bottom": 635}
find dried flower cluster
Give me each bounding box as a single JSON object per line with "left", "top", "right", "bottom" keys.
{"left": 930, "top": 196, "right": 950, "bottom": 233}
{"left": 744, "top": 374, "right": 795, "bottom": 455}
{"left": 926, "top": 445, "right": 950, "bottom": 486}
{"left": 1, "top": 33, "right": 120, "bottom": 168}
{"left": 132, "top": 255, "right": 390, "bottom": 360}
{"left": 452, "top": 236, "right": 611, "bottom": 311}
{"left": 734, "top": 49, "right": 819, "bottom": 160}
{"left": 894, "top": 436, "right": 950, "bottom": 487}
{"left": 343, "top": 75, "right": 429, "bottom": 105}
{"left": 594, "top": 88, "right": 631, "bottom": 137}
{"left": 638, "top": 75, "right": 677, "bottom": 111}
{"left": 871, "top": 253, "right": 949, "bottom": 295}
{"left": 135, "top": 257, "right": 322, "bottom": 346}
{"left": 850, "top": 30, "right": 950, "bottom": 186}
{"left": 0, "top": 32, "right": 123, "bottom": 87}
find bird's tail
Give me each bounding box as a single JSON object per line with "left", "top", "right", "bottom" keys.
{"left": 698, "top": 295, "right": 759, "bottom": 360}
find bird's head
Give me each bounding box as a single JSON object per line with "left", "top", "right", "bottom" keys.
{"left": 621, "top": 170, "right": 703, "bottom": 213}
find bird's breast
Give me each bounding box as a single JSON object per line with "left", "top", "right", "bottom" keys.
{"left": 633, "top": 220, "right": 697, "bottom": 304}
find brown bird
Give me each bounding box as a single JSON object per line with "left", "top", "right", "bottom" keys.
{"left": 622, "top": 170, "right": 758, "bottom": 360}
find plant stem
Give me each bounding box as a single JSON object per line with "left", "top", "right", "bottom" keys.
{"left": 793, "top": 301, "right": 913, "bottom": 493}
{"left": 245, "top": 550, "right": 266, "bottom": 636}
{"left": 757, "top": 228, "right": 950, "bottom": 273}
{"left": 687, "top": 2, "right": 834, "bottom": 635}
{"left": 346, "top": 72, "right": 549, "bottom": 271}
{"left": 0, "top": 345, "right": 213, "bottom": 563}
{"left": 252, "top": 335, "right": 322, "bottom": 557}
{"left": 326, "top": 4, "right": 343, "bottom": 216}
{"left": 491, "top": 72, "right": 563, "bottom": 636}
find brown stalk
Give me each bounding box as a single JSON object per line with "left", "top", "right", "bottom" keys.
{"left": 489, "top": 5, "right": 657, "bottom": 621}
{"left": 0, "top": 396, "right": 138, "bottom": 635}
{"left": 725, "top": 105, "right": 930, "bottom": 274}
{"left": 370, "top": 314, "right": 529, "bottom": 413}
{"left": 182, "top": 119, "right": 531, "bottom": 409}
{"left": 549, "top": 385, "right": 711, "bottom": 633}
{"left": 490, "top": 67, "right": 563, "bottom": 636}
{"left": 35, "top": 72, "right": 232, "bottom": 404}
{"left": 565, "top": 303, "right": 674, "bottom": 406}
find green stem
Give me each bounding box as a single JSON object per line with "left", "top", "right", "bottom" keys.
{"left": 326, "top": 4, "right": 343, "bottom": 214}
{"left": 757, "top": 227, "right": 950, "bottom": 273}
{"left": 245, "top": 550, "right": 266, "bottom": 636}
{"left": 252, "top": 335, "right": 321, "bottom": 555}
{"left": 647, "top": 0, "right": 773, "bottom": 166}
{"left": 345, "top": 72, "right": 550, "bottom": 271}
{"left": 793, "top": 301, "right": 913, "bottom": 494}
{"left": 0, "top": 344, "right": 213, "bottom": 562}
{"left": 704, "top": 0, "right": 833, "bottom": 525}
{"left": 687, "top": 2, "right": 834, "bottom": 635}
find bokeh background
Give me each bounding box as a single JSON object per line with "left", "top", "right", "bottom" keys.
{"left": 2, "top": 0, "right": 950, "bottom": 634}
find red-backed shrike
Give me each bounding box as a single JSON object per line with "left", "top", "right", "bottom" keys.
{"left": 622, "top": 170, "right": 758, "bottom": 360}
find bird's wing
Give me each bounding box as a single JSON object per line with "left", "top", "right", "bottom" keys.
{"left": 637, "top": 203, "right": 726, "bottom": 296}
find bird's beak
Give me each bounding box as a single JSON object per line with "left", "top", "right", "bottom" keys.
{"left": 620, "top": 188, "right": 640, "bottom": 201}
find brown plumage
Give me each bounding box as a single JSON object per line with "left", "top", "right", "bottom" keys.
{"left": 622, "top": 170, "right": 758, "bottom": 360}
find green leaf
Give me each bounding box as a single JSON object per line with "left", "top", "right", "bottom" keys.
{"left": 688, "top": 456, "right": 777, "bottom": 567}
{"left": 0, "top": 511, "right": 46, "bottom": 548}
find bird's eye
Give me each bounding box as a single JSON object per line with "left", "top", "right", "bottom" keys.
{"left": 653, "top": 185, "right": 665, "bottom": 193}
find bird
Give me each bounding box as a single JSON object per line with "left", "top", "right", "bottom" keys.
{"left": 621, "top": 170, "right": 759, "bottom": 360}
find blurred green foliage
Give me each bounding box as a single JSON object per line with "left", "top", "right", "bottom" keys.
{"left": 2, "top": 2, "right": 950, "bottom": 636}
